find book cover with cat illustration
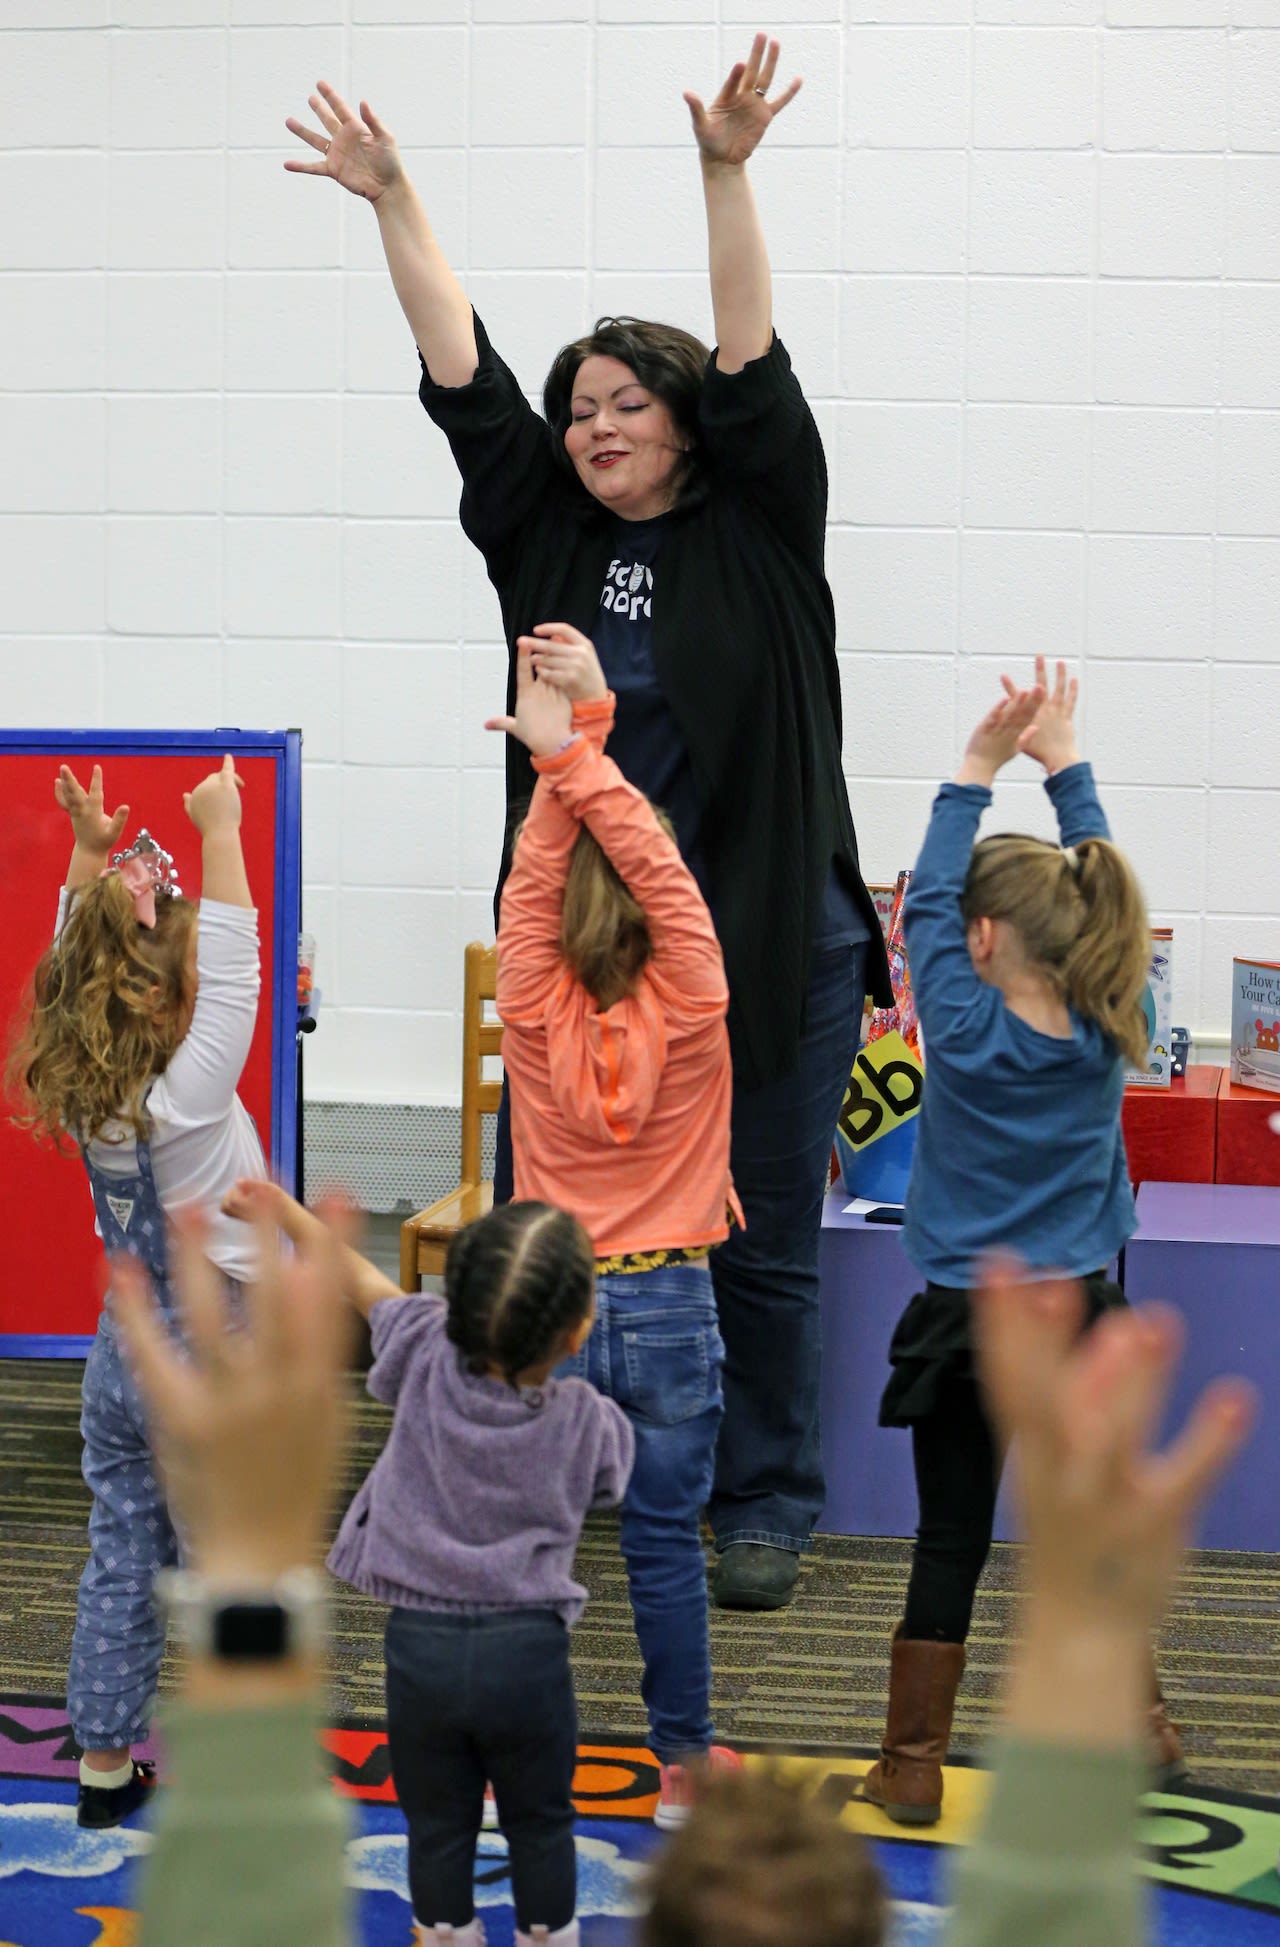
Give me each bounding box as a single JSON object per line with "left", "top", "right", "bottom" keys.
{"left": 1231, "top": 957, "right": 1280, "bottom": 1096}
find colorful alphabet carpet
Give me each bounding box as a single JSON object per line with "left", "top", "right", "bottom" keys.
{"left": 3, "top": 1697, "right": 1280, "bottom": 1944}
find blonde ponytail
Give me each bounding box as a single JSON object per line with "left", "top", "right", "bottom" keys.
{"left": 1063, "top": 839, "right": 1151, "bottom": 1068}
{"left": 963, "top": 832, "right": 1150, "bottom": 1065}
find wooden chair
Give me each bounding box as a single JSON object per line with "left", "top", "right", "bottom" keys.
{"left": 399, "top": 942, "right": 503, "bottom": 1290}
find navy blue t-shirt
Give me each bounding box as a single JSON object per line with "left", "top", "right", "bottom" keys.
{"left": 591, "top": 517, "right": 709, "bottom": 893}
{"left": 592, "top": 515, "right": 866, "bottom": 948}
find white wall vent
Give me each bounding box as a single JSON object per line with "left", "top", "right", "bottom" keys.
{"left": 303, "top": 1102, "right": 497, "bottom": 1216}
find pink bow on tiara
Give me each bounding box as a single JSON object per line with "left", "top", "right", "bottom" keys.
{"left": 100, "top": 829, "right": 181, "bottom": 930}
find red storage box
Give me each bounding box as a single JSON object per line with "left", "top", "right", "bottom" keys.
{"left": 1217, "top": 1077, "right": 1280, "bottom": 1187}
{"left": 1122, "top": 1065, "right": 1221, "bottom": 1189}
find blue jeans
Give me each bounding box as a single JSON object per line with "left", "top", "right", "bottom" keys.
{"left": 709, "top": 938, "right": 866, "bottom": 1553}
{"left": 384, "top": 1607, "right": 577, "bottom": 1933}
{"left": 559, "top": 1262, "right": 723, "bottom": 1763}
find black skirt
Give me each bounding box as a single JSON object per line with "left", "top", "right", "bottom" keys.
{"left": 879, "top": 1271, "right": 1127, "bottom": 1428}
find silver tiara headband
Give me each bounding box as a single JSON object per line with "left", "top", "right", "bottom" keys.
{"left": 108, "top": 829, "right": 182, "bottom": 901}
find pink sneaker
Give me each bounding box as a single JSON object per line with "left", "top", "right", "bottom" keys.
{"left": 654, "top": 1745, "right": 743, "bottom": 1831}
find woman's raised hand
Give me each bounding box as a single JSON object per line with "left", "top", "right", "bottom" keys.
{"left": 485, "top": 645, "right": 574, "bottom": 759}
{"left": 683, "top": 33, "right": 802, "bottom": 169}
{"left": 285, "top": 81, "right": 403, "bottom": 204}
{"left": 55, "top": 763, "right": 129, "bottom": 861}
{"left": 519, "top": 623, "right": 609, "bottom": 704}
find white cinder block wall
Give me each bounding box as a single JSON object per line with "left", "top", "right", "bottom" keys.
{"left": 2, "top": 0, "right": 1277, "bottom": 1107}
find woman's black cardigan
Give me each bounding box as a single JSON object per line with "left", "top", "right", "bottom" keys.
{"left": 420, "top": 313, "right": 891, "bottom": 1092}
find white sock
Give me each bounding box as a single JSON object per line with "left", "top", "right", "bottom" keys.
{"left": 80, "top": 1756, "right": 133, "bottom": 1791}
{"left": 413, "top": 1920, "right": 485, "bottom": 1946}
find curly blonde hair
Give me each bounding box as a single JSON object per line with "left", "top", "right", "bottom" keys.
{"left": 962, "top": 833, "right": 1151, "bottom": 1067}
{"left": 7, "top": 873, "right": 197, "bottom": 1149}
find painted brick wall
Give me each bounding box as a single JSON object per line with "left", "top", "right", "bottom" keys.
{"left": 2, "top": 0, "right": 1276, "bottom": 1103}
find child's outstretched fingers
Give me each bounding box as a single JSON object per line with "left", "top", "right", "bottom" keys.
{"left": 221, "top": 1177, "right": 281, "bottom": 1223}
{"left": 111, "top": 1254, "right": 192, "bottom": 1433}
{"left": 1151, "top": 1376, "right": 1257, "bottom": 1523}
{"left": 242, "top": 1205, "right": 288, "bottom": 1364}
{"left": 169, "top": 1211, "right": 235, "bottom": 1367}
{"left": 56, "top": 762, "right": 130, "bottom": 852}
{"left": 486, "top": 640, "right": 534, "bottom": 730}
{"left": 973, "top": 1257, "right": 1082, "bottom": 1445}
{"left": 524, "top": 623, "right": 609, "bottom": 703}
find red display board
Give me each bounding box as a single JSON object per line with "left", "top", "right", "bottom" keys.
{"left": 0, "top": 748, "right": 283, "bottom": 1343}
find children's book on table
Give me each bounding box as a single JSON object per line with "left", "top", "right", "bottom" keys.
{"left": 1231, "top": 957, "right": 1280, "bottom": 1098}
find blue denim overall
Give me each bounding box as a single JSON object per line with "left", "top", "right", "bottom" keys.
{"left": 67, "top": 1134, "right": 181, "bottom": 1752}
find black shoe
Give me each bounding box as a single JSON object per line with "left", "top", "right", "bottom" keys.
{"left": 77, "top": 1759, "right": 156, "bottom": 1829}
{"left": 711, "top": 1542, "right": 801, "bottom": 1611}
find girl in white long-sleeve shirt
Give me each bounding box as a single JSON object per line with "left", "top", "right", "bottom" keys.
{"left": 9, "top": 755, "right": 263, "bottom": 1829}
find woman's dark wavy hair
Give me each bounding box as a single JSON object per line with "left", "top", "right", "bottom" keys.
{"left": 444, "top": 1200, "right": 594, "bottom": 1388}
{"left": 543, "top": 316, "right": 711, "bottom": 511}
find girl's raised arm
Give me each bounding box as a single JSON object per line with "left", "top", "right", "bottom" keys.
{"left": 488, "top": 649, "right": 583, "bottom": 1024}
{"left": 184, "top": 755, "right": 251, "bottom": 909}
{"left": 904, "top": 685, "right": 1044, "bottom": 1048}
{"left": 1017, "top": 656, "right": 1111, "bottom": 849}
{"left": 151, "top": 759, "right": 259, "bottom": 1128}
{"left": 685, "top": 35, "right": 801, "bottom": 375}
{"left": 285, "top": 83, "right": 477, "bottom": 388}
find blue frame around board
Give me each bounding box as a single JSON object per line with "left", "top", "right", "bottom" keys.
{"left": 0, "top": 727, "right": 302, "bottom": 1361}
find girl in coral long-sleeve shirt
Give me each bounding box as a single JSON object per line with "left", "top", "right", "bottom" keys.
{"left": 489, "top": 625, "right": 741, "bottom": 1829}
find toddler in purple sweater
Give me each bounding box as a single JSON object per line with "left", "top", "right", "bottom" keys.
{"left": 227, "top": 1182, "right": 633, "bottom": 1947}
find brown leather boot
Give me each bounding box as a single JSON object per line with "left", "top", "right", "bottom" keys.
{"left": 862, "top": 1627, "right": 966, "bottom": 1826}
{"left": 1148, "top": 1685, "right": 1190, "bottom": 1790}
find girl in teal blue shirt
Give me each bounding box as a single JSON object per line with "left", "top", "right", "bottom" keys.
{"left": 863, "top": 659, "right": 1179, "bottom": 1829}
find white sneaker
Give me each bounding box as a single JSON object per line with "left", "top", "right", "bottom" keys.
{"left": 414, "top": 1920, "right": 486, "bottom": 1945}
{"left": 515, "top": 1925, "right": 578, "bottom": 1946}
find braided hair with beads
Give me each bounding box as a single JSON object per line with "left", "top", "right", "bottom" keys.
{"left": 444, "top": 1200, "right": 595, "bottom": 1388}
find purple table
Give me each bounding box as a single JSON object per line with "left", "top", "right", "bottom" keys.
{"left": 817, "top": 1189, "right": 1016, "bottom": 1540}
{"left": 1126, "top": 1181, "right": 1279, "bottom": 1552}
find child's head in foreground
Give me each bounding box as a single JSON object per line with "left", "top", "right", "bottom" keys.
{"left": 962, "top": 830, "right": 1151, "bottom": 1066}
{"left": 444, "top": 1199, "right": 596, "bottom": 1387}
{"left": 641, "top": 1766, "right": 887, "bottom": 1947}
{"left": 9, "top": 872, "right": 198, "bottom": 1147}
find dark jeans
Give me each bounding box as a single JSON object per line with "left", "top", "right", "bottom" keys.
{"left": 495, "top": 939, "right": 865, "bottom": 1554}
{"left": 558, "top": 1262, "right": 723, "bottom": 1762}
{"left": 384, "top": 1607, "right": 577, "bottom": 1933}
{"left": 709, "top": 938, "right": 866, "bottom": 1552}
{"left": 902, "top": 1376, "right": 1002, "bottom": 1645}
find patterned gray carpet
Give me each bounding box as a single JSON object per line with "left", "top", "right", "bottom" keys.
{"left": 3, "top": 1357, "right": 1279, "bottom": 1791}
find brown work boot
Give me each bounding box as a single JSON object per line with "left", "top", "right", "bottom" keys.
{"left": 1148, "top": 1686, "right": 1190, "bottom": 1790}
{"left": 862, "top": 1627, "right": 966, "bottom": 1826}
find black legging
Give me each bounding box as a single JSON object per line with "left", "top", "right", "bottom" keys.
{"left": 901, "top": 1374, "right": 1003, "bottom": 1646}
